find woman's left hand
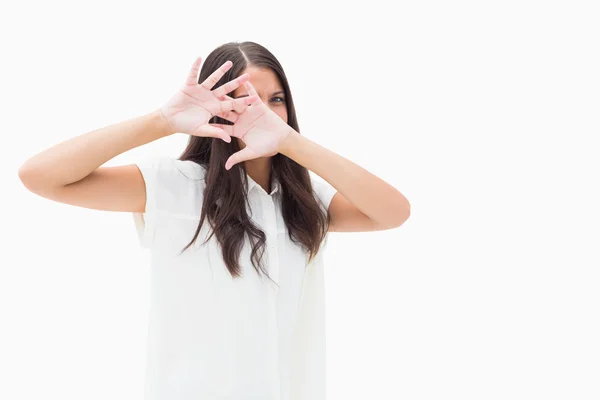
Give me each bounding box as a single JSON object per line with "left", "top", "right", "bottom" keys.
{"left": 220, "top": 81, "right": 295, "bottom": 170}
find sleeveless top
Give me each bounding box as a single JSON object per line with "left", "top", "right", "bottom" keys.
{"left": 132, "top": 157, "right": 337, "bottom": 400}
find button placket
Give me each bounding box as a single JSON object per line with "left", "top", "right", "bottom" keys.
{"left": 264, "top": 196, "right": 279, "bottom": 290}
{"left": 263, "top": 194, "right": 281, "bottom": 399}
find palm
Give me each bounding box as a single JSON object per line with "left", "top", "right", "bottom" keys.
{"left": 161, "top": 57, "right": 257, "bottom": 138}
{"left": 162, "top": 90, "right": 214, "bottom": 132}
{"left": 222, "top": 81, "right": 293, "bottom": 170}
{"left": 228, "top": 103, "right": 283, "bottom": 157}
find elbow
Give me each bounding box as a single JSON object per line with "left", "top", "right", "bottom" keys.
{"left": 18, "top": 164, "right": 33, "bottom": 188}
{"left": 391, "top": 201, "right": 411, "bottom": 229}
{"left": 18, "top": 163, "right": 44, "bottom": 193}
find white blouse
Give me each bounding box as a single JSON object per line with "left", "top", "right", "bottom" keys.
{"left": 132, "top": 157, "right": 337, "bottom": 400}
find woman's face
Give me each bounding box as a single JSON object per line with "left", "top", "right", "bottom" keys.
{"left": 230, "top": 66, "right": 288, "bottom": 151}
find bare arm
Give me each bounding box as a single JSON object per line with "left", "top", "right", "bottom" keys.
{"left": 17, "top": 55, "right": 257, "bottom": 214}
{"left": 18, "top": 110, "right": 173, "bottom": 213}
{"left": 221, "top": 80, "right": 411, "bottom": 233}
{"left": 279, "top": 131, "right": 411, "bottom": 232}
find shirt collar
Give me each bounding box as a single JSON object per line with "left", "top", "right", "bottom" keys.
{"left": 243, "top": 170, "right": 281, "bottom": 196}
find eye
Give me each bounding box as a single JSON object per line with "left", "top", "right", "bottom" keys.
{"left": 270, "top": 96, "right": 285, "bottom": 103}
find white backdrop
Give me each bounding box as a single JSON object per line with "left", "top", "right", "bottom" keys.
{"left": 2, "top": 0, "right": 599, "bottom": 399}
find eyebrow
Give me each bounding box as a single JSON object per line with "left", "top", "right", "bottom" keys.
{"left": 233, "top": 90, "right": 284, "bottom": 98}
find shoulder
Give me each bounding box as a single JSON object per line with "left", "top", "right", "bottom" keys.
{"left": 139, "top": 156, "right": 205, "bottom": 177}
{"left": 137, "top": 156, "right": 208, "bottom": 216}
{"left": 172, "top": 158, "right": 207, "bottom": 180}
{"left": 136, "top": 156, "right": 207, "bottom": 187}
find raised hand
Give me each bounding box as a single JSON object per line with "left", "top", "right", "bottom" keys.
{"left": 221, "top": 81, "right": 295, "bottom": 170}
{"left": 159, "top": 56, "right": 258, "bottom": 142}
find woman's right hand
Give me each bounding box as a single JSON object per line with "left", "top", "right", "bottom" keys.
{"left": 159, "top": 56, "right": 258, "bottom": 142}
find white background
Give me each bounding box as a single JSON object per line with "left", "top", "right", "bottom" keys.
{"left": 2, "top": 0, "right": 599, "bottom": 399}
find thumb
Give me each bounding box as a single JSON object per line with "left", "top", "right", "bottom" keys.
{"left": 220, "top": 124, "right": 234, "bottom": 137}
{"left": 193, "top": 123, "right": 232, "bottom": 143}
{"left": 225, "top": 146, "right": 258, "bottom": 171}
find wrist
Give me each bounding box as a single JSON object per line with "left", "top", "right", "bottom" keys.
{"left": 278, "top": 128, "right": 300, "bottom": 156}
{"left": 153, "top": 108, "right": 176, "bottom": 137}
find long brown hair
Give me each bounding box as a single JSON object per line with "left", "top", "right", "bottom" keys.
{"left": 178, "top": 41, "right": 330, "bottom": 281}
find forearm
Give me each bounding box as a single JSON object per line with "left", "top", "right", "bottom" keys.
{"left": 280, "top": 130, "right": 410, "bottom": 226}
{"left": 19, "top": 109, "right": 173, "bottom": 188}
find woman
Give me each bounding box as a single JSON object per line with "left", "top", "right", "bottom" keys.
{"left": 18, "top": 41, "right": 410, "bottom": 400}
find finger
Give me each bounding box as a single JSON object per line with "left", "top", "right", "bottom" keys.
{"left": 200, "top": 60, "right": 233, "bottom": 91}
{"left": 210, "top": 95, "right": 258, "bottom": 115}
{"left": 225, "top": 146, "right": 258, "bottom": 170}
{"left": 207, "top": 123, "right": 235, "bottom": 140}
{"left": 209, "top": 123, "right": 233, "bottom": 131}
{"left": 212, "top": 73, "right": 250, "bottom": 99}
{"left": 220, "top": 124, "right": 234, "bottom": 137}
{"left": 243, "top": 80, "right": 260, "bottom": 98}
{"left": 217, "top": 94, "right": 245, "bottom": 114}
{"left": 185, "top": 56, "right": 203, "bottom": 85}
{"left": 215, "top": 110, "right": 238, "bottom": 123}
{"left": 193, "top": 123, "right": 231, "bottom": 143}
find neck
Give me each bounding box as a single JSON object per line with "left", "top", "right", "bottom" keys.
{"left": 244, "top": 157, "right": 273, "bottom": 193}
